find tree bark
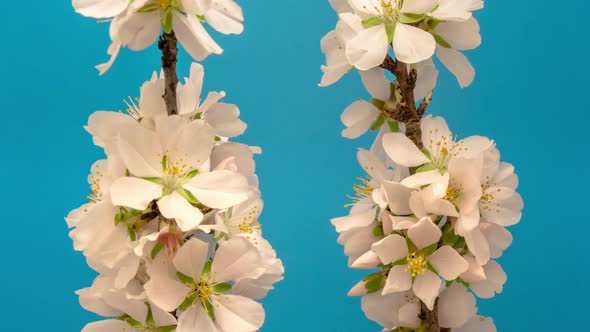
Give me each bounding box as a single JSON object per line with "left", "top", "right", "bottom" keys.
{"left": 158, "top": 32, "right": 179, "bottom": 116}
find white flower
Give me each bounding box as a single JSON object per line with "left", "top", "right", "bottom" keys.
{"left": 214, "top": 195, "right": 263, "bottom": 240}
{"left": 430, "top": 0, "right": 484, "bottom": 22}
{"left": 132, "top": 63, "right": 247, "bottom": 138}
{"left": 360, "top": 283, "right": 476, "bottom": 329}
{"left": 353, "top": 217, "right": 468, "bottom": 309}
{"left": 469, "top": 260, "right": 507, "bottom": 298}
{"left": 319, "top": 13, "right": 359, "bottom": 86}
{"left": 74, "top": 0, "right": 244, "bottom": 74}
{"left": 108, "top": 115, "right": 250, "bottom": 232}
{"left": 145, "top": 237, "right": 265, "bottom": 332}
{"left": 455, "top": 315, "right": 497, "bottom": 332}
{"left": 382, "top": 115, "right": 492, "bottom": 169}
{"left": 346, "top": 0, "right": 438, "bottom": 69}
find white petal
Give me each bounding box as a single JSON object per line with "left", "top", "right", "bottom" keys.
{"left": 481, "top": 223, "right": 512, "bottom": 259}
{"left": 205, "top": 102, "right": 247, "bottom": 137}
{"left": 117, "top": 125, "right": 162, "bottom": 177}
{"left": 173, "top": 238, "right": 209, "bottom": 279}
{"left": 341, "top": 100, "right": 379, "bottom": 139}
{"left": 96, "top": 42, "right": 121, "bottom": 75}
{"left": 436, "top": 18, "right": 481, "bottom": 50}
{"left": 185, "top": 170, "right": 249, "bottom": 209}
{"left": 211, "top": 237, "right": 261, "bottom": 282}
{"left": 351, "top": 250, "right": 381, "bottom": 269}
{"left": 204, "top": 0, "right": 244, "bottom": 34}
{"left": 429, "top": 246, "right": 469, "bottom": 280}
{"left": 382, "top": 181, "right": 413, "bottom": 215}
{"left": 398, "top": 301, "right": 421, "bottom": 327}
{"left": 382, "top": 132, "right": 429, "bottom": 167}
{"left": 110, "top": 177, "right": 162, "bottom": 210}
{"left": 412, "top": 270, "right": 441, "bottom": 310}
{"left": 438, "top": 283, "right": 477, "bottom": 328}
{"left": 357, "top": 149, "right": 387, "bottom": 181}
{"left": 119, "top": 12, "right": 161, "bottom": 51}
{"left": 408, "top": 217, "right": 442, "bottom": 250}
{"left": 331, "top": 207, "right": 376, "bottom": 233}
{"left": 464, "top": 227, "right": 490, "bottom": 265}
{"left": 383, "top": 265, "right": 412, "bottom": 294}
{"left": 436, "top": 46, "right": 475, "bottom": 88}
{"left": 470, "top": 260, "right": 507, "bottom": 298}
{"left": 145, "top": 275, "right": 190, "bottom": 312}
{"left": 82, "top": 319, "right": 129, "bottom": 332}
{"left": 401, "top": 0, "right": 438, "bottom": 14}
{"left": 346, "top": 24, "right": 389, "bottom": 70}
{"left": 214, "top": 294, "right": 265, "bottom": 332}
{"left": 455, "top": 316, "right": 497, "bottom": 332}
{"left": 177, "top": 306, "right": 218, "bottom": 332}
{"left": 348, "top": 0, "right": 382, "bottom": 17}
{"left": 413, "top": 59, "right": 438, "bottom": 101}
{"left": 359, "top": 68, "right": 390, "bottom": 100}
{"left": 372, "top": 234, "right": 409, "bottom": 264}
{"left": 392, "top": 24, "right": 436, "bottom": 64}
{"left": 73, "top": 0, "right": 127, "bottom": 18}
{"left": 86, "top": 111, "right": 136, "bottom": 148}
{"left": 361, "top": 292, "right": 400, "bottom": 329}
{"left": 158, "top": 191, "right": 204, "bottom": 231}
{"left": 173, "top": 12, "right": 223, "bottom": 61}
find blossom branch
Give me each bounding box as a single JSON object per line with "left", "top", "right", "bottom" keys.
{"left": 158, "top": 32, "right": 179, "bottom": 116}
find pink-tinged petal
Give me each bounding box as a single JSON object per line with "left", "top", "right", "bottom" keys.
{"left": 382, "top": 132, "right": 430, "bottom": 167}
{"left": 412, "top": 270, "right": 441, "bottom": 310}
{"left": 372, "top": 234, "right": 409, "bottom": 264}
{"left": 398, "top": 301, "right": 421, "bottom": 328}
{"left": 158, "top": 191, "right": 204, "bottom": 231}
{"left": 438, "top": 283, "right": 477, "bottom": 328}
{"left": 408, "top": 217, "right": 441, "bottom": 250}
{"left": 480, "top": 223, "right": 512, "bottom": 259}
{"left": 383, "top": 265, "right": 412, "bottom": 294}
{"left": 110, "top": 177, "right": 162, "bottom": 210}
{"left": 429, "top": 246, "right": 469, "bottom": 280}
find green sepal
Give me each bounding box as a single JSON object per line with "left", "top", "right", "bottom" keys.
{"left": 442, "top": 231, "right": 459, "bottom": 247}
{"left": 387, "top": 121, "right": 399, "bottom": 132}
{"left": 127, "top": 227, "right": 137, "bottom": 241}
{"left": 372, "top": 225, "right": 384, "bottom": 237}
{"left": 371, "top": 114, "right": 386, "bottom": 131}
{"left": 117, "top": 314, "right": 142, "bottom": 327}
{"left": 371, "top": 98, "right": 386, "bottom": 109}
{"left": 177, "top": 187, "right": 200, "bottom": 204}
{"left": 399, "top": 13, "right": 425, "bottom": 24}
{"left": 212, "top": 282, "right": 232, "bottom": 294}
{"left": 162, "top": 9, "right": 174, "bottom": 33}
{"left": 421, "top": 243, "right": 438, "bottom": 257}
{"left": 186, "top": 169, "right": 199, "bottom": 179}
{"left": 178, "top": 292, "right": 198, "bottom": 311}
{"left": 363, "top": 272, "right": 386, "bottom": 294}
{"left": 156, "top": 326, "right": 177, "bottom": 332}
{"left": 426, "top": 261, "right": 438, "bottom": 274}
{"left": 362, "top": 17, "right": 383, "bottom": 28}
{"left": 146, "top": 302, "right": 156, "bottom": 327}
{"left": 204, "top": 299, "right": 216, "bottom": 320}
{"left": 457, "top": 277, "right": 470, "bottom": 288}
{"left": 415, "top": 163, "right": 436, "bottom": 173}
{"left": 422, "top": 149, "right": 432, "bottom": 160}
{"left": 201, "top": 260, "right": 213, "bottom": 278}
{"left": 405, "top": 237, "right": 418, "bottom": 253}
{"left": 426, "top": 18, "right": 442, "bottom": 31}
{"left": 176, "top": 272, "right": 197, "bottom": 287}
{"left": 391, "top": 257, "right": 408, "bottom": 267}
{"left": 386, "top": 23, "right": 396, "bottom": 43}
{"left": 151, "top": 241, "right": 165, "bottom": 259}
{"left": 143, "top": 177, "right": 165, "bottom": 185}
{"left": 432, "top": 33, "right": 451, "bottom": 48}
{"left": 214, "top": 136, "right": 222, "bottom": 142}
{"left": 454, "top": 237, "right": 466, "bottom": 248}
{"left": 197, "top": 14, "right": 206, "bottom": 22}
{"left": 445, "top": 280, "right": 453, "bottom": 287}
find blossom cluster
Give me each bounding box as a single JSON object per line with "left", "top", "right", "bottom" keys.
{"left": 66, "top": 63, "right": 284, "bottom": 332}
{"left": 321, "top": 0, "right": 523, "bottom": 331}
{"left": 320, "top": 0, "right": 482, "bottom": 88}
{"left": 73, "top": 0, "right": 244, "bottom": 74}
{"left": 332, "top": 115, "right": 522, "bottom": 330}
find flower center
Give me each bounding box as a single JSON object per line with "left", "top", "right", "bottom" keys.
{"left": 157, "top": 0, "right": 176, "bottom": 10}
{"left": 406, "top": 252, "right": 427, "bottom": 277}
{"left": 196, "top": 280, "right": 213, "bottom": 301}
{"left": 379, "top": 0, "right": 401, "bottom": 21}
{"left": 88, "top": 163, "right": 104, "bottom": 203}
{"left": 345, "top": 175, "right": 374, "bottom": 207}
{"left": 158, "top": 230, "right": 184, "bottom": 257}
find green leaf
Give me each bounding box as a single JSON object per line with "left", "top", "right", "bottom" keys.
{"left": 399, "top": 13, "right": 425, "bottom": 24}
{"left": 415, "top": 163, "right": 436, "bottom": 173}
{"left": 445, "top": 280, "right": 453, "bottom": 287}
{"left": 204, "top": 299, "right": 216, "bottom": 320}
{"left": 362, "top": 17, "right": 383, "bottom": 28}
{"left": 386, "top": 23, "right": 396, "bottom": 44}
{"left": 421, "top": 243, "right": 438, "bottom": 257}
{"left": 156, "top": 326, "right": 177, "bottom": 332}
{"left": 178, "top": 292, "right": 198, "bottom": 311}
{"left": 387, "top": 121, "right": 399, "bottom": 132}
{"left": 391, "top": 257, "right": 408, "bottom": 267}
{"left": 177, "top": 187, "right": 200, "bottom": 204}
{"left": 371, "top": 98, "right": 386, "bottom": 109}
{"left": 442, "top": 231, "right": 459, "bottom": 246}
{"left": 142, "top": 177, "right": 165, "bottom": 185}
{"left": 212, "top": 282, "right": 232, "bottom": 294}
{"left": 151, "top": 241, "right": 164, "bottom": 259}
{"left": 455, "top": 237, "right": 466, "bottom": 248}
{"left": 162, "top": 9, "right": 174, "bottom": 33}
{"left": 176, "top": 272, "right": 197, "bottom": 287}
{"left": 201, "top": 260, "right": 213, "bottom": 278}
{"left": 432, "top": 33, "right": 451, "bottom": 48}
{"left": 371, "top": 114, "right": 386, "bottom": 131}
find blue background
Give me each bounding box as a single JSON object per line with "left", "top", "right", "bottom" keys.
{"left": 2, "top": 1, "right": 587, "bottom": 331}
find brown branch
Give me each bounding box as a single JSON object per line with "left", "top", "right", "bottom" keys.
{"left": 158, "top": 32, "right": 179, "bottom": 116}
{"left": 420, "top": 300, "right": 441, "bottom": 332}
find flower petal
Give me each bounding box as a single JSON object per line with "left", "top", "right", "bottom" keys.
{"left": 383, "top": 265, "right": 412, "bottom": 294}
{"left": 214, "top": 294, "right": 265, "bottom": 332}
{"left": 408, "top": 217, "right": 441, "bottom": 250}
{"left": 82, "top": 319, "right": 129, "bottom": 332}
{"left": 392, "top": 24, "right": 436, "bottom": 64}
{"left": 346, "top": 24, "right": 389, "bottom": 71}
{"left": 341, "top": 100, "right": 379, "bottom": 139}
{"left": 436, "top": 46, "right": 475, "bottom": 88}
{"left": 372, "top": 234, "right": 409, "bottom": 264}
{"left": 73, "top": 0, "right": 127, "bottom": 18}
{"left": 173, "top": 238, "right": 209, "bottom": 279}
{"left": 359, "top": 68, "right": 390, "bottom": 100}
{"left": 185, "top": 170, "right": 249, "bottom": 209}
{"left": 438, "top": 283, "right": 477, "bottom": 328}
{"left": 211, "top": 237, "right": 261, "bottom": 282}
{"left": 429, "top": 246, "right": 469, "bottom": 280}
{"left": 158, "top": 191, "right": 204, "bottom": 231}
{"left": 382, "top": 132, "right": 430, "bottom": 167}
{"left": 110, "top": 177, "right": 162, "bottom": 210}
{"left": 173, "top": 12, "right": 223, "bottom": 61}
{"left": 412, "top": 270, "right": 441, "bottom": 310}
